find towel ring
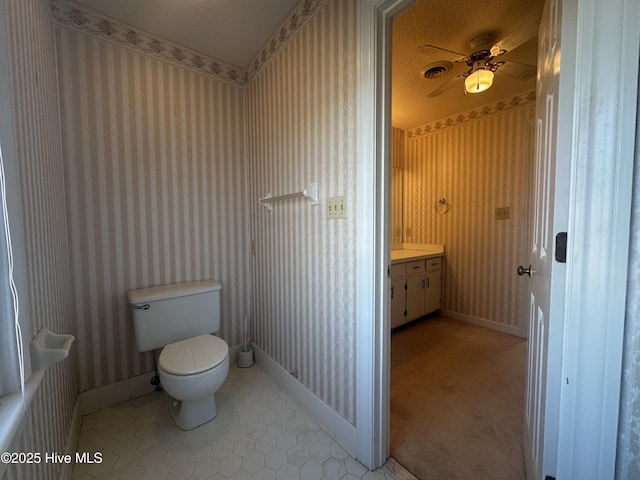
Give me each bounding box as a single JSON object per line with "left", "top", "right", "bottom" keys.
{"left": 434, "top": 198, "right": 450, "bottom": 215}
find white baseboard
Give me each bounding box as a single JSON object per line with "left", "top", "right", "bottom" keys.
{"left": 58, "top": 399, "right": 82, "bottom": 480}
{"left": 440, "top": 309, "right": 523, "bottom": 337}
{"left": 78, "top": 344, "right": 243, "bottom": 415}
{"left": 78, "top": 371, "right": 155, "bottom": 415}
{"left": 252, "top": 345, "right": 357, "bottom": 457}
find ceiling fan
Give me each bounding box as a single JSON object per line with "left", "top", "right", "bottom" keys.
{"left": 418, "top": 12, "right": 541, "bottom": 97}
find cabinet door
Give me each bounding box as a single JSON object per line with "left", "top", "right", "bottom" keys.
{"left": 424, "top": 270, "right": 441, "bottom": 314}
{"left": 390, "top": 277, "right": 406, "bottom": 328}
{"left": 406, "top": 274, "right": 426, "bottom": 321}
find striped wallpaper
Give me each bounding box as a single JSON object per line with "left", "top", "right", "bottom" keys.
{"left": 6, "top": 1, "right": 640, "bottom": 472}
{"left": 3, "top": 0, "right": 77, "bottom": 479}
{"left": 47, "top": 0, "right": 529, "bottom": 432}
{"left": 247, "top": 0, "right": 358, "bottom": 423}
{"left": 403, "top": 99, "right": 535, "bottom": 332}
{"left": 52, "top": 0, "right": 360, "bottom": 427}
{"left": 391, "top": 127, "right": 405, "bottom": 168}
{"left": 391, "top": 127, "right": 405, "bottom": 244}
{"left": 55, "top": 27, "right": 252, "bottom": 392}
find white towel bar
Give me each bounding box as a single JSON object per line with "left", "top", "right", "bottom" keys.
{"left": 259, "top": 182, "right": 318, "bottom": 210}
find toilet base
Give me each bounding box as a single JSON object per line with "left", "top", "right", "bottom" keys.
{"left": 169, "top": 395, "right": 218, "bottom": 430}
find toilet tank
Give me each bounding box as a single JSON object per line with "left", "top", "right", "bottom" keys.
{"left": 127, "top": 280, "right": 222, "bottom": 352}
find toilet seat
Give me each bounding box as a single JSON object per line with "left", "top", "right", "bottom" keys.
{"left": 159, "top": 334, "right": 228, "bottom": 375}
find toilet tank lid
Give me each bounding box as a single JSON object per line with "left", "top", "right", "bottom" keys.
{"left": 127, "top": 280, "right": 221, "bottom": 304}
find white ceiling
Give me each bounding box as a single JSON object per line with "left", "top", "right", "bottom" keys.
{"left": 69, "top": 0, "right": 544, "bottom": 131}
{"left": 71, "top": 0, "right": 299, "bottom": 68}
{"left": 392, "top": 0, "right": 544, "bottom": 130}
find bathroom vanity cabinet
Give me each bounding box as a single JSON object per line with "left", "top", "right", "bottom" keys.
{"left": 390, "top": 250, "right": 443, "bottom": 329}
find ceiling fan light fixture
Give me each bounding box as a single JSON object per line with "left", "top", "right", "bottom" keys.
{"left": 464, "top": 68, "right": 494, "bottom": 93}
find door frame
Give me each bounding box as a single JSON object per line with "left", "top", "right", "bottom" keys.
{"left": 355, "top": 0, "right": 639, "bottom": 474}
{"left": 552, "top": 0, "right": 639, "bottom": 477}
{"left": 356, "top": 0, "right": 416, "bottom": 468}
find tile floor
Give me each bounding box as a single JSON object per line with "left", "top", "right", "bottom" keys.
{"left": 71, "top": 363, "right": 411, "bottom": 480}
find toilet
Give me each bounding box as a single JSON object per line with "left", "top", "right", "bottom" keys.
{"left": 127, "top": 280, "right": 229, "bottom": 430}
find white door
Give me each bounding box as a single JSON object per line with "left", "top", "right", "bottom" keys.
{"left": 521, "top": 0, "right": 563, "bottom": 478}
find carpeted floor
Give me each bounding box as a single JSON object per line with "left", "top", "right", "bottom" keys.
{"left": 390, "top": 315, "right": 527, "bottom": 480}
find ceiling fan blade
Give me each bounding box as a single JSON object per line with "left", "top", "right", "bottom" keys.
{"left": 417, "top": 43, "right": 467, "bottom": 62}
{"left": 498, "top": 61, "right": 537, "bottom": 80}
{"left": 492, "top": 11, "right": 542, "bottom": 54}
{"left": 426, "top": 74, "right": 463, "bottom": 97}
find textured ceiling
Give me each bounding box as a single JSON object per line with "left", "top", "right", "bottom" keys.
{"left": 393, "top": 0, "right": 544, "bottom": 130}
{"left": 70, "top": 0, "right": 299, "bottom": 68}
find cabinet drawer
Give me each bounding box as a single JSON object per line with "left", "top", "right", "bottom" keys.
{"left": 390, "top": 263, "right": 406, "bottom": 278}
{"left": 406, "top": 260, "right": 425, "bottom": 274}
{"left": 426, "top": 257, "right": 442, "bottom": 271}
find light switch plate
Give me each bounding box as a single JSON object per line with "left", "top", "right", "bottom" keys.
{"left": 327, "top": 196, "right": 347, "bottom": 219}
{"left": 495, "top": 207, "right": 510, "bottom": 220}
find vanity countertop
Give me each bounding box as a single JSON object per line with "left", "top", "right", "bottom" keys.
{"left": 390, "top": 244, "right": 444, "bottom": 263}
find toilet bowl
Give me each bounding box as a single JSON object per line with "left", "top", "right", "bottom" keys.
{"left": 158, "top": 334, "right": 229, "bottom": 430}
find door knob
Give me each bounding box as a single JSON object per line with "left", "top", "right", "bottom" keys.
{"left": 517, "top": 265, "right": 532, "bottom": 277}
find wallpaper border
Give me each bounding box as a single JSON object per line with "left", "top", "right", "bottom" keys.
{"left": 50, "top": 0, "right": 327, "bottom": 87}
{"left": 50, "top": 0, "right": 247, "bottom": 86}
{"left": 246, "top": 0, "right": 327, "bottom": 81}
{"left": 407, "top": 90, "right": 536, "bottom": 139}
